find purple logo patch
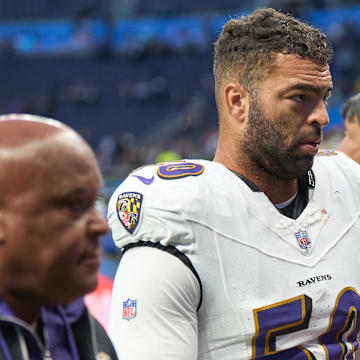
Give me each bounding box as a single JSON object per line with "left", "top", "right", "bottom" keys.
{"left": 123, "top": 298, "right": 137, "bottom": 321}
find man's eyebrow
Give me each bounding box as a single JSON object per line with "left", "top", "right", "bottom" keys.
{"left": 49, "top": 188, "right": 88, "bottom": 203}
{"left": 64, "top": 188, "right": 88, "bottom": 197}
{"left": 281, "top": 83, "right": 333, "bottom": 95}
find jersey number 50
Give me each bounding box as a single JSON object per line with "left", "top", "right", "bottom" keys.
{"left": 252, "top": 287, "right": 360, "bottom": 359}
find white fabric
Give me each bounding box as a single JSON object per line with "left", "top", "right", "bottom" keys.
{"left": 108, "top": 246, "right": 200, "bottom": 360}
{"left": 108, "top": 152, "right": 360, "bottom": 359}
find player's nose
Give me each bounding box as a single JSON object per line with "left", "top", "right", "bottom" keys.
{"left": 309, "top": 100, "right": 329, "bottom": 128}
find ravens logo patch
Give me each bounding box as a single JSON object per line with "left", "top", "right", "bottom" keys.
{"left": 116, "top": 192, "right": 143, "bottom": 235}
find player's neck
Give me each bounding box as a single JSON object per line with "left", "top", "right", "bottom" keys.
{"left": 255, "top": 175, "right": 298, "bottom": 204}
{"left": 213, "top": 151, "right": 298, "bottom": 204}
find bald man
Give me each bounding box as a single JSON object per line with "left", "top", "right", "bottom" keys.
{"left": 0, "top": 114, "right": 117, "bottom": 359}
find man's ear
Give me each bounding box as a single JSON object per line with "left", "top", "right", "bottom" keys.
{"left": 224, "top": 83, "right": 249, "bottom": 123}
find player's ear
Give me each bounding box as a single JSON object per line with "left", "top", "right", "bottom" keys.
{"left": 224, "top": 83, "right": 249, "bottom": 123}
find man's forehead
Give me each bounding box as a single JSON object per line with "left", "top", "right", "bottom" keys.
{"left": 17, "top": 155, "right": 102, "bottom": 205}
{"left": 0, "top": 133, "right": 100, "bottom": 196}
{"left": 271, "top": 53, "right": 332, "bottom": 86}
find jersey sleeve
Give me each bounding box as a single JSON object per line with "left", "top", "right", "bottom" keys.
{"left": 108, "top": 246, "right": 200, "bottom": 360}
{"left": 107, "top": 162, "right": 208, "bottom": 359}
{"left": 107, "top": 166, "right": 194, "bottom": 252}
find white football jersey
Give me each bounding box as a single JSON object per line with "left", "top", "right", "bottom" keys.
{"left": 108, "top": 152, "right": 360, "bottom": 359}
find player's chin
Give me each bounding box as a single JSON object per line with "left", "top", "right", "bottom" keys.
{"left": 278, "top": 156, "right": 314, "bottom": 180}
{"left": 295, "top": 156, "right": 314, "bottom": 172}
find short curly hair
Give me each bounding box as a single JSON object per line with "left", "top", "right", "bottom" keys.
{"left": 213, "top": 8, "right": 333, "bottom": 93}
{"left": 342, "top": 93, "right": 360, "bottom": 123}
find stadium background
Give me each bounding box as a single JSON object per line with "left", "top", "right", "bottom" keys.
{"left": 2, "top": 0, "right": 359, "bottom": 326}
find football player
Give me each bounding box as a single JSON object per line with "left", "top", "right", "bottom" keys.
{"left": 108, "top": 8, "right": 360, "bottom": 359}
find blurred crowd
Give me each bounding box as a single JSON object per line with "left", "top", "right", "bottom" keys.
{"left": 0, "top": 0, "right": 359, "bottom": 187}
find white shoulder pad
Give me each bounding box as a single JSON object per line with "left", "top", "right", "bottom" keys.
{"left": 107, "top": 160, "right": 210, "bottom": 251}
{"left": 315, "top": 149, "right": 360, "bottom": 176}
{"left": 314, "top": 149, "right": 360, "bottom": 201}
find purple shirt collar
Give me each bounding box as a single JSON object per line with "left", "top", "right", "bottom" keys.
{"left": 0, "top": 296, "right": 86, "bottom": 360}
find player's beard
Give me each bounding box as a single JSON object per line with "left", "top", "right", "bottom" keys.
{"left": 243, "top": 93, "right": 322, "bottom": 180}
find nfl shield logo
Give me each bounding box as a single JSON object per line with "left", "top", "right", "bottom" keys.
{"left": 295, "top": 229, "right": 311, "bottom": 251}
{"left": 123, "top": 298, "right": 137, "bottom": 321}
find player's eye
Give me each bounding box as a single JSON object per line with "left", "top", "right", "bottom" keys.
{"left": 291, "top": 94, "right": 307, "bottom": 103}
